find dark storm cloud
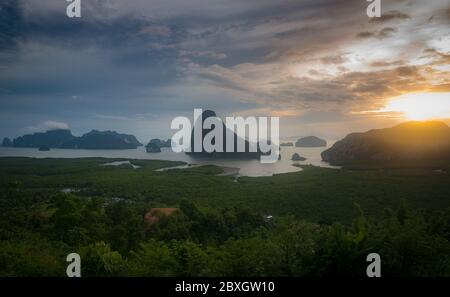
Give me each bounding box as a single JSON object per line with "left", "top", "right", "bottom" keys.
{"left": 356, "top": 27, "right": 397, "bottom": 39}
{"left": 0, "top": 0, "right": 24, "bottom": 66}
{"left": 0, "top": 1, "right": 186, "bottom": 102}
{"left": 0, "top": 0, "right": 365, "bottom": 101}
{"left": 0, "top": 0, "right": 448, "bottom": 140}
{"left": 320, "top": 55, "right": 347, "bottom": 65}
{"left": 177, "top": 0, "right": 367, "bottom": 64}
{"left": 369, "top": 10, "right": 410, "bottom": 23}
{"left": 184, "top": 58, "right": 449, "bottom": 115}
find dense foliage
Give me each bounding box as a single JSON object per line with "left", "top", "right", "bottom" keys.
{"left": 0, "top": 158, "right": 449, "bottom": 276}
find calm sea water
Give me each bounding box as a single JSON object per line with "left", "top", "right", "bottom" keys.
{"left": 0, "top": 145, "right": 338, "bottom": 177}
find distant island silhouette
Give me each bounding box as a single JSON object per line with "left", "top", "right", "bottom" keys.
{"left": 295, "top": 136, "right": 327, "bottom": 147}
{"left": 4, "top": 129, "right": 142, "bottom": 150}
{"left": 322, "top": 121, "right": 450, "bottom": 164}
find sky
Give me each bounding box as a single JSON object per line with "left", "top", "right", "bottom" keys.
{"left": 0, "top": 0, "right": 449, "bottom": 142}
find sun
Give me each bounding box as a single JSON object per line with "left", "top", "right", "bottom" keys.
{"left": 381, "top": 92, "right": 450, "bottom": 120}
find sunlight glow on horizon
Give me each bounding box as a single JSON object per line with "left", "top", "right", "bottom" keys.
{"left": 380, "top": 92, "right": 450, "bottom": 121}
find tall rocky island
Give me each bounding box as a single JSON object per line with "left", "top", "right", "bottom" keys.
{"left": 187, "top": 110, "right": 264, "bottom": 159}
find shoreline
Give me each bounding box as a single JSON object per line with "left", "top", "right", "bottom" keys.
{"left": 0, "top": 146, "right": 337, "bottom": 177}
